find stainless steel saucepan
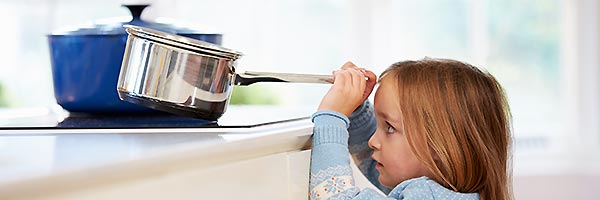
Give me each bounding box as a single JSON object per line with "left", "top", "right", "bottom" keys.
{"left": 117, "top": 25, "right": 332, "bottom": 120}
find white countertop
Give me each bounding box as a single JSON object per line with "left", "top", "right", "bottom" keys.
{"left": 0, "top": 105, "right": 316, "bottom": 199}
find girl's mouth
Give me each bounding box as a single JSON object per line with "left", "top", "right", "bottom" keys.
{"left": 372, "top": 156, "right": 383, "bottom": 169}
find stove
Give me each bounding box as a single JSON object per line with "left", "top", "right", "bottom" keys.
{"left": 55, "top": 113, "right": 214, "bottom": 128}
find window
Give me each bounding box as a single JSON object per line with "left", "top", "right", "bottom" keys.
{"left": 348, "top": 0, "right": 565, "bottom": 155}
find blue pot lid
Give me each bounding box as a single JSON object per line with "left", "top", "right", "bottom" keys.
{"left": 50, "top": 5, "right": 220, "bottom": 36}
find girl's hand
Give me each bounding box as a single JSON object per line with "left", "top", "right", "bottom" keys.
{"left": 339, "top": 62, "right": 377, "bottom": 104}
{"left": 318, "top": 62, "right": 377, "bottom": 116}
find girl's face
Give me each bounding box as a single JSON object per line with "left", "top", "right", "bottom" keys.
{"left": 368, "top": 80, "right": 432, "bottom": 188}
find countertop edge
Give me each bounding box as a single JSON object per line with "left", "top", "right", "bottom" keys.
{"left": 0, "top": 120, "right": 314, "bottom": 199}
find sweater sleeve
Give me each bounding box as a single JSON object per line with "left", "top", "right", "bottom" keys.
{"left": 347, "top": 101, "right": 391, "bottom": 194}
{"left": 309, "top": 109, "right": 392, "bottom": 200}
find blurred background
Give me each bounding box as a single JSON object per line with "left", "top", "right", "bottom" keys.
{"left": 0, "top": 0, "right": 598, "bottom": 198}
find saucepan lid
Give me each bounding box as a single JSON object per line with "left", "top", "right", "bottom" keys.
{"left": 124, "top": 25, "right": 243, "bottom": 60}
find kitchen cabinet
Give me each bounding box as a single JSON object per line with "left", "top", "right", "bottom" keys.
{"left": 41, "top": 150, "right": 312, "bottom": 200}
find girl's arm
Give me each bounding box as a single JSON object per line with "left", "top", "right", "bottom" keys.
{"left": 309, "top": 110, "right": 392, "bottom": 200}
{"left": 347, "top": 101, "right": 391, "bottom": 194}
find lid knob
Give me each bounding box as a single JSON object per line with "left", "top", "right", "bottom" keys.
{"left": 123, "top": 4, "right": 150, "bottom": 22}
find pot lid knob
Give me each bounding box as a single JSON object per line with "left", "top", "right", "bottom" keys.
{"left": 123, "top": 4, "right": 149, "bottom": 23}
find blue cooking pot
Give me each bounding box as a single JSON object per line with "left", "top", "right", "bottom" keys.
{"left": 48, "top": 5, "right": 222, "bottom": 113}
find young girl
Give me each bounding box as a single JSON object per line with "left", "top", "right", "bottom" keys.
{"left": 310, "top": 58, "right": 512, "bottom": 200}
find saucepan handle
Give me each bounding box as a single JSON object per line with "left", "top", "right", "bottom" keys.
{"left": 235, "top": 71, "right": 334, "bottom": 86}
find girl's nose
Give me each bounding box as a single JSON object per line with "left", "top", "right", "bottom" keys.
{"left": 368, "top": 134, "right": 381, "bottom": 150}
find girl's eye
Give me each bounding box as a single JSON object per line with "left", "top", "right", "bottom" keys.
{"left": 385, "top": 121, "right": 396, "bottom": 133}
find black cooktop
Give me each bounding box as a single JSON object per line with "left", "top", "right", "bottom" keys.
{"left": 56, "top": 113, "right": 216, "bottom": 128}
{"left": 0, "top": 106, "right": 314, "bottom": 129}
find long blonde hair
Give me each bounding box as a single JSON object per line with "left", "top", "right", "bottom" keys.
{"left": 380, "top": 58, "right": 513, "bottom": 200}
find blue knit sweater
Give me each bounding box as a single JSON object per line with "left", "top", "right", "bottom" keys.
{"left": 309, "top": 101, "right": 479, "bottom": 200}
